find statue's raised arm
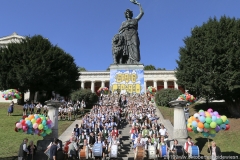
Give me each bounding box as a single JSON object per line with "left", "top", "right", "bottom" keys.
{"left": 135, "top": 3, "right": 144, "bottom": 21}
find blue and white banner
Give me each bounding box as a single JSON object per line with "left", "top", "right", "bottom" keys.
{"left": 110, "top": 69, "right": 144, "bottom": 94}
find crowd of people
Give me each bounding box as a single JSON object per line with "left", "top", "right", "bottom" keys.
{"left": 16, "top": 92, "right": 222, "bottom": 160}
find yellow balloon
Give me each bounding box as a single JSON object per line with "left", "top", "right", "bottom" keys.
{"left": 221, "top": 115, "right": 227, "bottom": 122}
{"left": 209, "top": 129, "right": 216, "bottom": 134}
{"left": 25, "top": 118, "right": 29, "bottom": 121}
{"left": 187, "top": 123, "right": 193, "bottom": 128}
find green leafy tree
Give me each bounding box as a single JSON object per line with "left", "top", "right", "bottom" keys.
{"left": 157, "top": 68, "right": 166, "bottom": 70}
{"left": 78, "top": 67, "right": 86, "bottom": 71}
{"left": 144, "top": 65, "right": 156, "bottom": 70}
{"left": 176, "top": 16, "right": 240, "bottom": 117}
{"left": 155, "top": 89, "right": 182, "bottom": 107}
{"left": 0, "top": 35, "right": 79, "bottom": 102}
{"left": 70, "top": 89, "right": 98, "bottom": 108}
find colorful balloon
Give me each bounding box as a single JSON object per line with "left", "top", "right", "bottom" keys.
{"left": 221, "top": 115, "right": 227, "bottom": 122}
{"left": 210, "top": 122, "right": 217, "bottom": 128}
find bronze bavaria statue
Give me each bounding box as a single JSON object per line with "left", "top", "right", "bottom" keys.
{"left": 112, "top": 0, "right": 144, "bottom": 64}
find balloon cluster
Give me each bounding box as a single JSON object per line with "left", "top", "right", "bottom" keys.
{"left": 15, "top": 114, "right": 53, "bottom": 137}
{"left": 187, "top": 108, "right": 230, "bottom": 138}
{"left": 147, "top": 86, "right": 157, "bottom": 94}
{"left": 97, "top": 87, "right": 109, "bottom": 94}
{"left": 177, "top": 92, "right": 196, "bottom": 104}
{"left": 2, "top": 89, "right": 22, "bottom": 100}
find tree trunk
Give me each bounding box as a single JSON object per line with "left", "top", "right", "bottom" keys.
{"left": 225, "top": 100, "right": 240, "bottom": 118}
{"left": 17, "top": 92, "right": 25, "bottom": 105}
{"left": 29, "top": 90, "right": 36, "bottom": 102}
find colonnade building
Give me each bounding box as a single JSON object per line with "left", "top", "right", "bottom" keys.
{"left": 78, "top": 70, "right": 184, "bottom": 93}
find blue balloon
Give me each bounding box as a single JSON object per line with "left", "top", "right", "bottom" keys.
{"left": 192, "top": 121, "right": 198, "bottom": 127}
{"left": 220, "top": 124, "right": 226, "bottom": 130}
{"left": 199, "top": 116, "right": 206, "bottom": 123}
{"left": 212, "top": 116, "right": 217, "bottom": 122}
{"left": 42, "top": 120, "right": 47, "bottom": 125}
{"left": 34, "top": 115, "right": 39, "bottom": 119}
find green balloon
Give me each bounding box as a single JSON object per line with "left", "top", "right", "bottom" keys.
{"left": 205, "top": 117, "right": 212, "bottom": 124}
{"left": 210, "top": 122, "right": 217, "bottom": 128}
{"left": 192, "top": 127, "right": 197, "bottom": 131}
{"left": 202, "top": 132, "right": 209, "bottom": 137}
{"left": 199, "top": 109, "right": 204, "bottom": 113}
{"left": 216, "top": 118, "right": 223, "bottom": 125}
{"left": 209, "top": 129, "right": 216, "bottom": 134}
{"left": 194, "top": 130, "right": 199, "bottom": 133}
{"left": 204, "top": 123, "right": 210, "bottom": 129}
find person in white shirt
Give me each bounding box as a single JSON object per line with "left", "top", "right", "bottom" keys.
{"left": 36, "top": 102, "right": 42, "bottom": 114}
{"left": 43, "top": 104, "right": 48, "bottom": 116}
{"left": 184, "top": 137, "right": 194, "bottom": 155}
{"left": 159, "top": 125, "right": 168, "bottom": 137}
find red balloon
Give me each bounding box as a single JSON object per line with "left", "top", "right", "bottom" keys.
{"left": 187, "top": 128, "right": 193, "bottom": 132}
{"left": 225, "top": 124, "right": 230, "bottom": 130}
{"left": 22, "top": 115, "right": 27, "bottom": 119}
{"left": 21, "top": 120, "right": 26, "bottom": 125}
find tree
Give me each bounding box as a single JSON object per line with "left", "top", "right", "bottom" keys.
{"left": 176, "top": 16, "right": 240, "bottom": 117}
{"left": 157, "top": 68, "right": 166, "bottom": 70}
{"left": 144, "top": 65, "right": 156, "bottom": 70}
{"left": 78, "top": 67, "right": 86, "bottom": 71}
{"left": 155, "top": 89, "right": 182, "bottom": 107}
{"left": 70, "top": 89, "right": 98, "bottom": 108}
{"left": 0, "top": 35, "right": 79, "bottom": 102}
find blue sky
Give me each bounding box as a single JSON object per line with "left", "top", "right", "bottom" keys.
{"left": 1, "top": 0, "right": 240, "bottom": 71}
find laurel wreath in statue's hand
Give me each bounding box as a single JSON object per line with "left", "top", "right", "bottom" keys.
{"left": 130, "top": 0, "right": 140, "bottom": 5}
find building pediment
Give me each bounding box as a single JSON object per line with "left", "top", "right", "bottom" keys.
{"left": 0, "top": 32, "right": 25, "bottom": 47}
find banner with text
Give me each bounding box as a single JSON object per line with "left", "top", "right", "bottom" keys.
{"left": 110, "top": 69, "right": 144, "bottom": 94}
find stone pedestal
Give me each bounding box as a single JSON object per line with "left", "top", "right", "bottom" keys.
{"left": 109, "top": 64, "right": 145, "bottom": 94}
{"left": 169, "top": 100, "right": 188, "bottom": 145}
{"left": 37, "top": 100, "right": 63, "bottom": 152}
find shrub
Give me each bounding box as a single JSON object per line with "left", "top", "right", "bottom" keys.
{"left": 70, "top": 89, "right": 98, "bottom": 108}
{"left": 155, "top": 88, "right": 183, "bottom": 107}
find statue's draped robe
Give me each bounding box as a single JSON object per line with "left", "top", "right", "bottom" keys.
{"left": 119, "top": 19, "right": 140, "bottom": 64}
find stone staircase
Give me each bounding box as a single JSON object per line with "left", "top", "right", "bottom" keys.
{"left": 118, "top": 120, "right": 135, "bottom": 160}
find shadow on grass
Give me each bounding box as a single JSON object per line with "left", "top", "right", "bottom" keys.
{"left": 195, "top": 137, "right": 211, "bottom": 153}
{"left": 222, "top": 151, "right": 240, "bottom": 157}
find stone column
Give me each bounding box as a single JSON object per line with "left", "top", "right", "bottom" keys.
{"left": 174, "top": 80, "right": 178, "bottom": 89}
{"left": 144, "top": 81, "right": 147, "bottom": 93}
{"left": 44, "top": 100, "right": 62, "bottom": 139}
{"left": 81, "top": 81, "right": 85, "bottom": 89}
{"left": 169, "top": 100, "right": 188, "bottom": 145}
{"left": 164, "top": 80, "right": 168, "bottom": 89}
{"left": 153, "top": 80, "right": 157, "bottom": 89}
{"left": 37, "top": 100, "right": 63, "bottom": 152}
{"left": 101, "top": 81, "right": 105, "bottom": 87}
{"left": 91, "top": 81, "right": 95, "bottom": 93}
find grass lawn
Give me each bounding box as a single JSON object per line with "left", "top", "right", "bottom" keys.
{"left": 0, "top": 103, "right": 73, "bottom": 159}
{"left": 158, "top": 102, "right": 240, "bottom": 158}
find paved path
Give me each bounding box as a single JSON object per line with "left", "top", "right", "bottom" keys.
{"left": 58, "top": 120, "right": 82, "bottom": 144}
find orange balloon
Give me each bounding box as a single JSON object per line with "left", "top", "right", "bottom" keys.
{"left": 187, "top": 128, "right": 193, "bottom": 132}
{"left": 198, "top": 122, "right": 204, "bottom": 128}
{"left": 28, "top": 115, "right": 34, "bottom": 120}
{"left": 192, "top": 117, "right": 196, "bottom": 121}
{"left": 188, "top": 118, "right": 193, "bottom": 123}
{"left": 196, "top": 119, "right": 200, "bottom": 123}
